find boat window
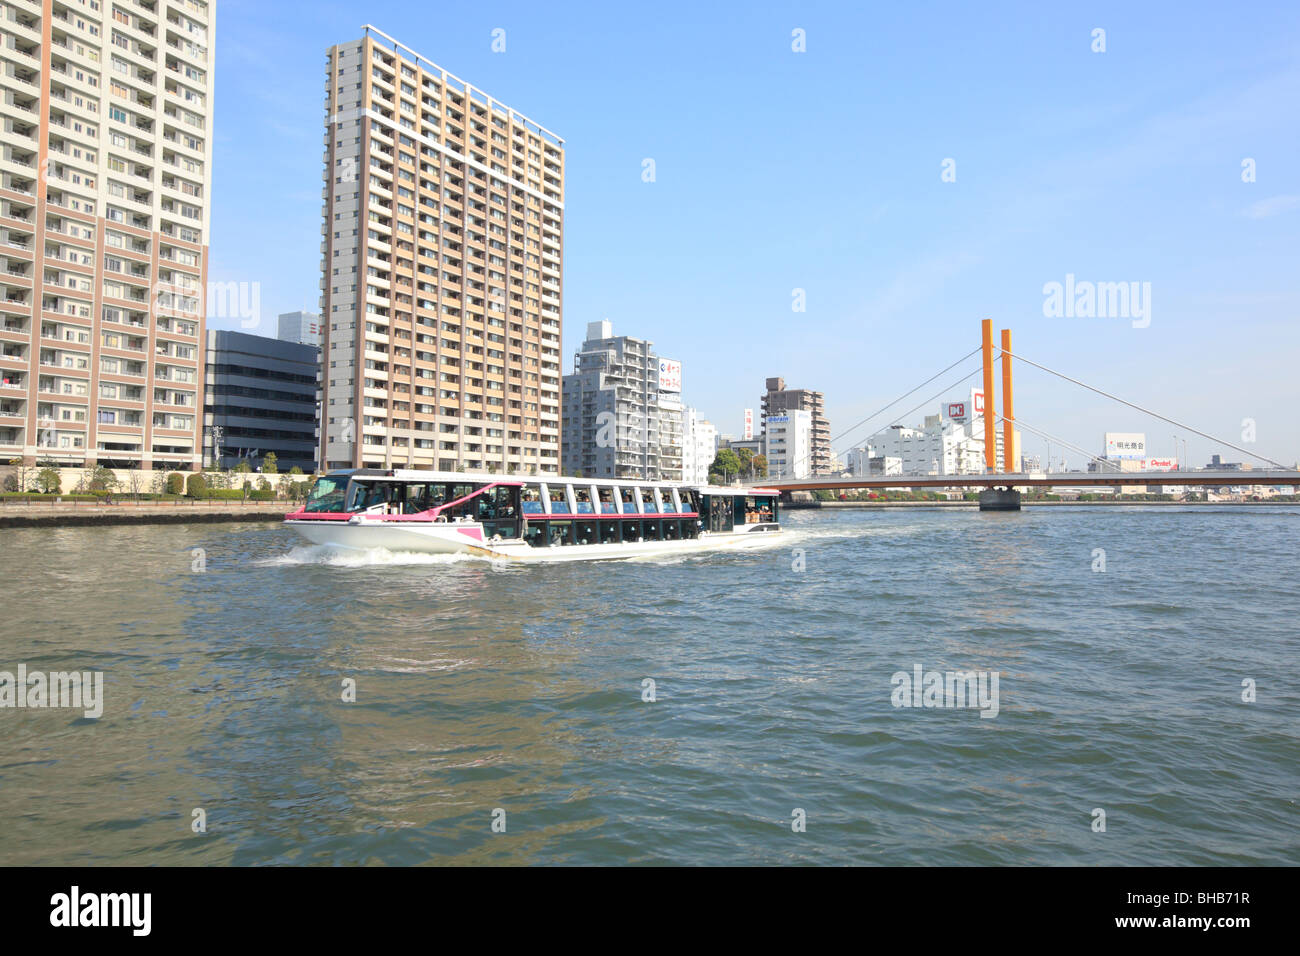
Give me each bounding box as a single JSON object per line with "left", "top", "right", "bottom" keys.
{"left": 521, "top": 486, "right": 544, "bottom": 514}
{"left": 575, "top": 487, "right": 595, "bottom": 514}
{"left": 303, "top": 476, "right": 349, "bottom": 513}
{"left": 575, "top": 521, "right": 597, "bottom": 545}
{"left": 348, "top": 480, "right": 399, "bottom": 513}
{"left": 667, "top": 488, "right": 683, "bottom": 514}
{"left": 643, "top": 520, "right": 662, "bottom": 540}
{"left": 598, "top": 487, "right": 618, "bottom": 514}
{"left": 755, "top": 496, "right": 775, "bottom": 523}
{"left": 733, "top": 495, "right": 753, "bottom": 524}
{"left": 620, "top": 487, "right": 638, "bottom": 514}
{"left": 640, "top": 488, "right": 658, "bottom": 513}
{"left": 440, "top": 483, "right": 479, "bottom": 520}
{"left": 621, "top": 519, "right": 641, "bottom": 541}
{"left": 664, "top": 520, "right": 680, "bottom": 540}
{"left": 524, "top": 522, "right": 547, "bottom": 547}
{"left": 599, "top": 520, "right": 620, "bottom": 543}
{"left": 476, "top": 485, "right": 518, "bottom": 521}
{"left": 403, "top": 483, "right": 433, "bottom": 514}
{"left": 548, "top": 520, "right": 574, "bottom": 546}
{"left": 547, "top": 483, "right": 568, "bottom": 514}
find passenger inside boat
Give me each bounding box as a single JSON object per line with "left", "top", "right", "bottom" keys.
{"left": 522, "top": 487, "right": 544, "bottom": 514}
{"left": 739, "top": 495, "right": 777, "bottom": 525}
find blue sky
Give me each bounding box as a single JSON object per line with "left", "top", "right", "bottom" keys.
{"left": 208, "top": 0, "right": 1300, "bottom": 468}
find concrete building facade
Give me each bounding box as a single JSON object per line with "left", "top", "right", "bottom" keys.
{"left": 1, "top": 0, "right": 215, "bottom": 470}
{"left": 203, "top": 329, "right": 319, "bottom": 472}
{"left": 319, "top": 27, "right": 564, "bottom": 474}
{"left": 277, "top": 309, "right": 321, "bottom": 347}
{"left": 681, "top": 405, "right": 716, "bottom": 486}
{"left": 561, "top": 320, "right": 682, "bottom": 481}
{"left": 761, "top": 376, "right": 831, "bottom": 475}
{"left": 763, "top": 409, "right": 811, "bottom": 479}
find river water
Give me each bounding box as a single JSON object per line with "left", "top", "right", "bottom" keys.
{"left": 1, "top": 507, "right": 1296, "bottom": 865}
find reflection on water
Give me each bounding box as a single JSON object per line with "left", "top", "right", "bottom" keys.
{"left": 1, "top": 509, "right": 1297, "bottom": 865}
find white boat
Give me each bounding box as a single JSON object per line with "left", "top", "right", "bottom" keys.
{"left": 284, "top": 469, "right": 783, "bottom": 562}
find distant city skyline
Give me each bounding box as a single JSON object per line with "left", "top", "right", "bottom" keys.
{"left": 206, "top": 0, "right": 1300, "bottom": 469}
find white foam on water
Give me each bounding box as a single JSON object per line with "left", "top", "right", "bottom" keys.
{"left": 259, "top": 544, "right": 493, "bottom": 569}
{"left": 369, "top": 655, "right": 476, "bottom": 674}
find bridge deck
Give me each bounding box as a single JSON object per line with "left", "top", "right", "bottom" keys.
{"left": 747, "top": 469, "right": 1299, "bottom": 492}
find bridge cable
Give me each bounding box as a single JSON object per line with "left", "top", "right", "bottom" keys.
{"left": 998, "top": 414, "right": 1113, "bottom": 471}
{"left": 780, "top": 347, "right": 982, "bottom": 476}
{"left": 1003, "top": 349, "right": 1291, "bottom": 470}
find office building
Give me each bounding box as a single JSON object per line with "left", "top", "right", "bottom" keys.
{"left": 761, "top": 376, "right": 831, "bottom": 475}
{"left": 0, "top": 0, "right": 215, "bottom": 469}
{"left": 319, "top": 27, "right": 564, "bottom": 474}
{"left": 203, "top": 329, "right": 319, "bottom": 473}
{"left": 277, "top": 309, "right": 322, "bottom": 347}
{"left": 561, "top": 320, "right": 681, "bottom": 480}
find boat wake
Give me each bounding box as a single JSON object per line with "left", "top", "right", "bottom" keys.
{"left": 259, "top": 544, "right": 499, "bottom": 569}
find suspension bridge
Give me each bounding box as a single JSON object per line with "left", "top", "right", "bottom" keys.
{"left": 747, "top": 320, "right": 1298, "bottom": 510}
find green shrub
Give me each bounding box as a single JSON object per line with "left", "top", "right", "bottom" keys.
{"left": 201, "top": 488, "right": 239, "bottom": 500}
{"left": 36, "top": 467, "right": 61, "bottom": 495}
{"left": 166, "top": 472, "right": 184, "bottom": 495}
{"left": 185, "top": 473, "right": 207, "bottom": 498}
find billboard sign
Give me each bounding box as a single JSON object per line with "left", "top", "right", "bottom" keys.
{"left": 743, "top": 408, "right": 753, "bottom": 440}
{"left": 658, "top": 359, "right": 682, "bottom": 393}
{"left": 1104, "top": 432, "right": 1146, "bottom": 460}
{"left": 947, "top": 402, "right": 967, "bottom": 423}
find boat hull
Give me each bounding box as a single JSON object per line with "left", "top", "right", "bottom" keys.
{"left": 285, "top": 517, "right": 782, "bottom": 562}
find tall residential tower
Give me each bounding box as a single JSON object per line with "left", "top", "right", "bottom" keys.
{"left": 0, "top": 0, "right": 215, "bottom": 470}
{"left": 319, "top": 27, "right": 564, "bottom": 474}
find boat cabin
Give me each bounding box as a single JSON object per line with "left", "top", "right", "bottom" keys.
{"left": 301, "top": 469, "right": 779, "bottom": 547}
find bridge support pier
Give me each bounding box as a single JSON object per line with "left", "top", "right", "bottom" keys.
{"left": 978, "top": 488, "right": 1021, "bottom": 511}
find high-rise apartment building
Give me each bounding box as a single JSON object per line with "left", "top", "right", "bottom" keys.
{"left": 760, "top": 376, "right": 831, "bottom": 475}
{"left": 319, "top": 27, "right": 564, "bottom": 474}
{"left": 561, "top": 320, "right": 682, "bottom": 481}
{"left": 0, "top": 0, "right": 215, "bottom": 470}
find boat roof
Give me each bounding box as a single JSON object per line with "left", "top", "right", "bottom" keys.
{"left": 327, "top": 469, "right": 779, "bottom": 495}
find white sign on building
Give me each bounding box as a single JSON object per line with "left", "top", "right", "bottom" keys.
{"left": 764, "top": 410, "right": 812, "bottom": 479}
{"left": 1104, "top": 432, "right": 1147, "bottom": 460}
{"left": 658, "top": 359, "right": 682, "bottom": 393}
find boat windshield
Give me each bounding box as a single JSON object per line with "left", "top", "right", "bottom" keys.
{"left": 303, "top": 475, "right": 349, "bottom": 513}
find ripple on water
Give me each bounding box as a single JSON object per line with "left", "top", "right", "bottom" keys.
{"left": 0, "top": 510, "right": 1297, "bottom": 865}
